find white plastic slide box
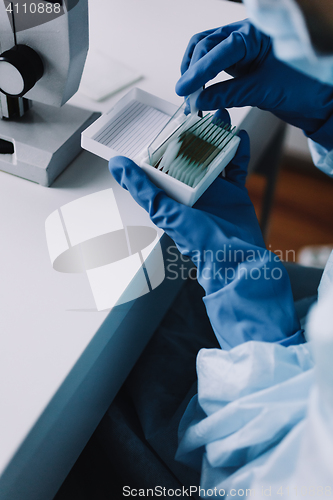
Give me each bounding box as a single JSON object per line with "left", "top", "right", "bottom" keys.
{"left": 81, "top": 88, "right": 240, "bottom": 206}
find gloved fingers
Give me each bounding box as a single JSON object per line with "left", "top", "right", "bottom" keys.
{"left": 225, "top": 130, "right": 250, "bottom": 188}
{"left": 212, "top": 108, "right": 231, "bottom": 127}
{"left": 109, "top": 156, "right": 176, "bottom": 217}
{"left": 180, "top": 21, "right": 255, "bottom": 76}
{"left": 185, "top": 95, "right": 230, "bottom": 119}
{"left": 109, "top": 156, "right": 207, "bottom": 256}
{"left": 176, "top": 32, "right": 247, "bottom": 97}
{"left": 196, "top": 74, "right": 267, "bottom": 111}
{"left": 180, "top": 28, "right": 217, "bottom": 75}
{"left": 189, "top": 27, "right": 246, "bottom": 68}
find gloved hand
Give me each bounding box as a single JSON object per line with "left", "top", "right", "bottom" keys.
{"left": 176, "top": 20, "right": 333, "bottom": 151}
{"left": 109, "top": 114, "right": 304, "bottom": 349}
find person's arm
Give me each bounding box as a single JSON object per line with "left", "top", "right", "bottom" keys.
{"left": 108, "top": 116, "right": 304, "bottom": 349}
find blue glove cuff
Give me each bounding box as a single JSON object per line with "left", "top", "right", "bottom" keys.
{"left": 277, "top": 329, "right": 306, "bottom": 347}
{"left": 305, "top": 111, "right": 333, "bottom": 152}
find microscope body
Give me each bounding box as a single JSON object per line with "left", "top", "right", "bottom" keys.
{"left": 0, "top": 0, "right": 99, "bottom": 185}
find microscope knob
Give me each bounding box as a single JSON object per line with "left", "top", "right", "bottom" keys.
{"left": 0, "top": 45, "right": 44, "bottom": 97}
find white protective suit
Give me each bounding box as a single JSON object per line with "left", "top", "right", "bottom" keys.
{"left": 176, "top": 0, "right": 333, "bottom": 491}
{"left": 176, "top": 258, "right": 333, "bottom": 498}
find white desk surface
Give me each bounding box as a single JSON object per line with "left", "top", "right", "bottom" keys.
{"left": 0, "top": 1, "right": 276, "bottom": 499}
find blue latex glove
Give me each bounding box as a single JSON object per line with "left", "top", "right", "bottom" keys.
{"left": 176, "top": 20, "right": 333, "bottom": 151}
{"left": 109, "top": 119, "right": 304, "bottom": 349}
